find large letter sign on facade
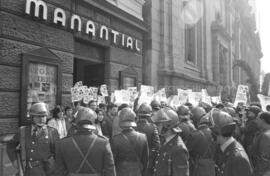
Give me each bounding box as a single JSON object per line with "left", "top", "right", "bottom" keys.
{"left": 25, "top": 0, "right": 48, "bottom": 20}
{"left": 53, "top": 8, "right": 66, "bottom": 26}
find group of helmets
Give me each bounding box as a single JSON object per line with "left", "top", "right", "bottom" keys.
{"left": 29, "top": 101, "right": 237, "bottom": 136}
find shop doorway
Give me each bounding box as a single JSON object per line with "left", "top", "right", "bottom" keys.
{"left": 73, "top": 59, "right": 104, "bottom": 87}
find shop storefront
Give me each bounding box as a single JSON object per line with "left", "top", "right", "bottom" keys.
{"left": 0, "top": 0, "right": 146, "bottom": 134}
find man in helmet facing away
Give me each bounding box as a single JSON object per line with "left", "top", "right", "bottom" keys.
{"left": 111, "top": 107, "right": 149, "bottom": 176}
{"left": 151, "top": 107, "right": 189, "bottom": 176}
{"left": 200, "top": 108, "right": 253, "bottom": 176}
{"left": 186, "top": 107, "right": 215, "bottom": 176}
{"left": 136, "top": 103, "right": 160, "bottom": 176}
{"left": 177, "top": 105, "right": 196, "bottom": 143}
{"left": 7, "top": 102, "right": 60, "bottom": 176}
{"left": 54, "top": 107, "right": 116, "bottom": 176}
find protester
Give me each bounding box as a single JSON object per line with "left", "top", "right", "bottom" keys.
{"left": 89, "top": 100, "right": 98, "bottom": 111}
{"left": 64, "top": 106, "right": 73, "bottom": 131}
{"left": 47, "top": 105, "right": 67, "bottom": 139}
{"left": 102, "top": 103, "right": 118, "bottom": 139}
{"left": 95, "top": 108, "right": 105, "bottom": 135}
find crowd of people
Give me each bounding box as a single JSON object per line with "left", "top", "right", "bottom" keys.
{"left": 6, "top": 98, "right": 270, "bottom": 176}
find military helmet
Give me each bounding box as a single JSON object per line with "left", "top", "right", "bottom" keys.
{"left": 200, "top": 108, "right": 235, "bottom": 136}
{"left": 151, "top": 100, "right": 161, "bottom": 111}
{"left": 152, "top": 107, "right": 181, "bottom": 133}
{"left": 137, "top": 103, "right": 152, "bottom": 117}
{"left": 119, "top": 107, "right": 137, "bottom": 128}
{"left": 75, "top": 107, "right": 97, "bottom": 127}
{"left": 177, "top": 105, "right": 190, "bottom": 116}
{"left": 191, "top": 106, "right": 206, "bottom": 125}
{"left": 222, "top": 107, "right": 236, "bottom": 117}
{"left": 29, "top": 102, "right": 48, "bottom": 117}
{"left": 151, "top": 108, "right": 171, "bottom": 124}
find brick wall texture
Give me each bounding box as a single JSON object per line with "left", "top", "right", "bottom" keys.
{"left": 0, "top": 0, "right": 143, "bottom": 134}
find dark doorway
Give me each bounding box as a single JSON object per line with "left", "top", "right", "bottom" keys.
{"left": 74, "top": 59, "right": 104, "bottom": 87}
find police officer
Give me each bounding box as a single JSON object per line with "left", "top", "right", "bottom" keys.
{"left": 112, "top": 107, "right": 149, "bottom": 176}
{"left": 177, "top": 105, "right": 196, "bottom": 143}
{"left": 200, "top": 108, "right": 253, "bottom": 176}
{"left": 187, "top": 108, "right": 215, "bottom": 176}
{"left": 136, "top": 103, "right": 160, "bottom": 176}
{"left": 54, "top": 107, "right": 116, "bottom": 176}
{"left": 190, "top": 106, "right": 206, "bottom": 128}
{"left": 152, "top": 107, "right": 189, "bottom": 176}
{"left": 250, "top": 112, "right": 270, "bottom": 176}
{"left": 242, "top": 105, "right": 261, "bottom": 155}
{"left": 7, "top": 102, "right": 60, "bottom": 176}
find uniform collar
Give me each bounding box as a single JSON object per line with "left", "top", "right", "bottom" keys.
{"left": 221, "top": 137, "right": 235, "bottom": 152}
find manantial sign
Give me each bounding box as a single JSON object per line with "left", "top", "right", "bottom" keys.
{"left": 25, "top": 0, "right": 142, "bottom": 52}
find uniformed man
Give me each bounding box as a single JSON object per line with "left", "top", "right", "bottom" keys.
{"left": 242, "top": 105, "right": 261, "bottom": 155}
{"left": 54, "top": 107, "right": 116, "bottom": 176}
{"left": 112, "top": 107, "right": 149, "bottom": 176}
{"left": 201, "top": 108, "right": 253, "bottom": 176}
{"left": 151, "top": 107, "right": 189, "bottom": 176}
{"left": 190, "top": 106, "right": 206, "bottom": 128}
{"left": 250, "top": 112, "right": 270, "bottom": 176}
{"left": 7, "top": 102, "right": 60, "bottom": 176}
{"left": 136, "top": 103, "right": 160, "bottom": 176}
{"left": 187, "top": 109, "right": 215, "bottom": 176}
{"left": 177, "top": 105, "right": 196, "bottom": 143}
{"left": 151, "top": 100, "right": 161, "bottom": 117}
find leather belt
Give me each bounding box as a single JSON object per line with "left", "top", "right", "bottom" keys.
{"left": 27, "top": 160, "right": 42, "bottom": 168}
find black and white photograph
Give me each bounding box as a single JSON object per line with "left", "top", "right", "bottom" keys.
{"left": 0, "top": 0, "right": 270, "bottom": 176}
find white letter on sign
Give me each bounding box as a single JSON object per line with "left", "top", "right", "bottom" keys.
{"left": 126, "top": 37, "right": 133, "bottom": 49}
{"left": 70, "top": 14, "right": 82, "bottom": 32}
{"left": 53, "top": 8, "right": 66, "bottom": 26}
{"left": 111, "top": 30, "right": 119, "bottom": 44}
{"left": 100, "top": 25, "right": 109, "bottom": 40}
{"left": 86, "top": 20, "right": 96, "bottom": 37}
{"left": 25, "top": 0, "right": 48, "bottom": 20}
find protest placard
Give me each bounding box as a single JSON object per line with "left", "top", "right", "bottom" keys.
{"left": 257, "top": 94, "right": 270, "bottom": 111}
{"left": 177, "top": 89, "right": 190, "bottom": 105}
{"left": 234, "top": 85, "right": 249, "bottom": 107}
{"left": 100, "top": 84, "right": 108, "bottom": 96}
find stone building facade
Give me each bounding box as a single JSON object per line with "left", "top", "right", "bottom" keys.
{"left": 143, "top": 0, "right": 262, "bottom": 97}
{"left": 0, "top": 0, "right": 146, "bottom": 134}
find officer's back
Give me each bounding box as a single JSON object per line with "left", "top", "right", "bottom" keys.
{"left": 54, "top": 107, "right": 116, "bottom": 176}
{"left": 111, "top": 107, "right": 149, "bottom": 176}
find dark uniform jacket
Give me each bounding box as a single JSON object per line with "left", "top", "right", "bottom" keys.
{"left": 178, "top": 120, "right": 196, "bottom": 143}
{"left": 102, "top": 113, "right": 114, "bottom": 139}
{"left": 215, "top": 139, "right": 253, "bottom": 176}
{"left": 136, "top": 119, "right": 160, "bottom": 172}
{"left": 250, "top": 129, "right": 270, "bottom": 176}
{"left": 242, "top": 119, "right": 260, "bottom": 155}
{"left": 112, "top": 128, "right": 149, "bottom": 176}
{"left": 7, "top": 125, "right": 59, "bottom": 176}
{"left": 187, "top": 125, "right": 215, "bottom": 176}
{"left": 54, "top": 128, "right": 116, "bottom": 176}
{"left": 153, "top": 135, "right": 189, "bottom": 176}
